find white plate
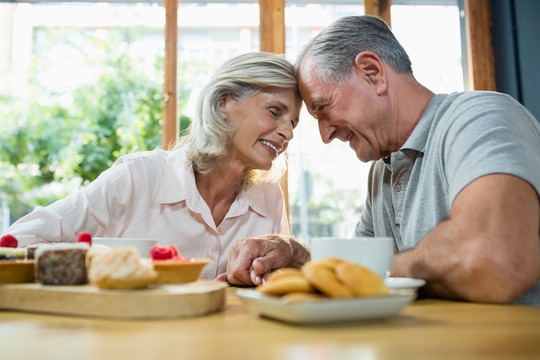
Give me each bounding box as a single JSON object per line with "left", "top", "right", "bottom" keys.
{"left": 384, "top": 277, "right": 426, "bottom": 292}
{"left": 237, "top": 289, "right": 416, "bottom": 325}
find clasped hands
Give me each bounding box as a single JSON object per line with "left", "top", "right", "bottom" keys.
{"left": 216, "top": 233, "right": 310, "bottom": 286}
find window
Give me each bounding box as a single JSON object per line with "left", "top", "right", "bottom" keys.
{"left": 0, "top": 2, "right": 165, "bottom": 229}
{"left": 0, "top": 1, "right": 467, "bottom": 239}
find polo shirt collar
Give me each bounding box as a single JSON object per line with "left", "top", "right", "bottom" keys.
{"left": 401, "top": 93, "right": 449, "bottom": 153}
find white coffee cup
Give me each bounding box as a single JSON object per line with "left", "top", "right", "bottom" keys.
{"left": 310, "top": 237, "right": 394, "bottom": 278}
{"left": 92, "top": 238, "right": 157, "bottom": 258}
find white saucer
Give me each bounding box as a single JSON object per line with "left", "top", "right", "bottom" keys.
{"left": 384, "top": 277, "right": 426, "bottom": 291}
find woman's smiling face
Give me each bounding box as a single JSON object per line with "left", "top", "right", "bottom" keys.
{"left": 220, "top": 87, "right": 301, "bottom": 171}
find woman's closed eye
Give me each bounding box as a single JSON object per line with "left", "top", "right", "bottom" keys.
{"left": 269, "top": 108, "right": 280, "bottom": 117}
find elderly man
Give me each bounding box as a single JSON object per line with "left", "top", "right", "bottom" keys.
{"left": 220, "top": 16, "right": 540, "bottom": 306}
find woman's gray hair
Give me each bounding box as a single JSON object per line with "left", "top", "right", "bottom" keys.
{"left": 177, "top": 52, "right": 298, "bottom": 186}
{"left": 296, "top": 15, "right": 412, "bottom": 85}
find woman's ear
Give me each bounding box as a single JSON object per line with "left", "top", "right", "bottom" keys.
{"left": 354, "top": 51, "right": 387, "bottom": 96}
{"left": 219, "top": 94, "right": 227, "bottom": 109}
{"left": 219, "top": 94, "right": 229, "bottom": 120}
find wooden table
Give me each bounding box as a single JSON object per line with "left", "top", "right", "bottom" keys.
{"left": 1, "top": 286, "right": 539, "bottom": 360}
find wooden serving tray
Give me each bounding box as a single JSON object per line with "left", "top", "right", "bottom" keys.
{"left": 0, "top": 280, "right": 227, "bottom": 319}
{"left": 0, "top": 260, "right": 34, "bottom": 283}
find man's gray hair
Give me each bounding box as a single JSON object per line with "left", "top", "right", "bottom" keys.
{"left": 296, "top": 15, "right": 413, "bottom": 85}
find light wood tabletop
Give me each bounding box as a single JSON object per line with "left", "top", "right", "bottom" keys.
{"left": 1, "top": 286, "right": 540, "bottom": 360}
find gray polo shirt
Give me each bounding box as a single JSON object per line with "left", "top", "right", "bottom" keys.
{"left": 355, "top": 91, "right": 540, "bottom": 306}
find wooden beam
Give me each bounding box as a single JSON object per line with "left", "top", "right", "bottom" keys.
{"left": 364, "top": 0, "right": 392, "bottom": 28}
{"left": 162, "top": 0, "right": 178, "bottom": 150}
{"left": 464, "top": 0, "right": 496, "bottom": 90}
{"left": 259, "top": 0, "right": 285, "bottom": 53}
{"left": 258, "top": 0, "right": 290, "bottom": 218}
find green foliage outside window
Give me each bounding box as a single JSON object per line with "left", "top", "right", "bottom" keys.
{"left": 0, "top": 27, "right": 182, "bottom": 222}
{"left": 70, "top": 55, "right": 164, "bottom": 182}
{"left": 0, "top": 57, "right": 165, "bottom": 220}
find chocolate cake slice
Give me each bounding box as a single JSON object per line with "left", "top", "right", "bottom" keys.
{"left": 35, "top": 243, "right": 89, "bottom": 285}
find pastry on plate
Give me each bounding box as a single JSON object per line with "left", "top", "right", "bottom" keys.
{"left": 88, "top": 247, "right": 157, "bottom": 289}
{"left": 255, "top": 258, "right": 390, "bottom": 302}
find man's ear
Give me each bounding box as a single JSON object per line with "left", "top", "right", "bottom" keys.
{"left": 354, "top": 51, "right": 387, "bottom": 96}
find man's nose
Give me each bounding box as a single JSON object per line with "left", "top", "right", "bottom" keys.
{"left": 318, "top": 119, "right": 336, "bottom": 144}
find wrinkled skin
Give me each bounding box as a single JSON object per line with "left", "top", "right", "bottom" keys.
{"left": 216, "top": 234, "right": 310, "bottom": 286}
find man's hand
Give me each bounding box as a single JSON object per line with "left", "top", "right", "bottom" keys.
{"left": 215, "top": 234, "right": 310, "bottom": 286}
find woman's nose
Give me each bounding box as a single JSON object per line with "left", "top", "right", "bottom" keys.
{"left": 278, "top": 119, "right": 294, "bottom": 140}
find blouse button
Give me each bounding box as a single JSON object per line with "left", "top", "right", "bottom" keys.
{"left": 395, "top": 184, "right": 402, "bottom": 192}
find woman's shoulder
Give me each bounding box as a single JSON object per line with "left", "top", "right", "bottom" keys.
{"left": 113, "top": 148, "right": 169, "bottom": 165}
{"left": 109, "top": 149, "right": 178, "bottom": 184}
{"left": 114, "top": 148, "right": 191, "bottom": 169}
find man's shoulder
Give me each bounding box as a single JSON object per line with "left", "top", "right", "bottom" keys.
{"left": 446, "top": 90, "right": 513, "bottom": 102}
{"left": 429, "top": 91, "right": 537, "bottom": 133}
{"left": 444, "top": 91, "right": 526, "bottom": 115}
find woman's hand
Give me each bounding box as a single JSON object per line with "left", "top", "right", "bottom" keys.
{"left": 215, "top": 234, "right": 310, "bottom": 286}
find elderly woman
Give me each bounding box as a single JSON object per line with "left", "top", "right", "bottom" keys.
{"left": 3, "top": 52, "right": 308, "bottom": 280}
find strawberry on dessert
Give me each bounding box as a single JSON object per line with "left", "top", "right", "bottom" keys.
{"left": 77, "top": 232, "right": 93, "bottom": 245}
{"left": 150, "top": 245, "right": 182, "bottom": 261}
{"left": 0, "top": 234, "right": 18, "bottom": 248}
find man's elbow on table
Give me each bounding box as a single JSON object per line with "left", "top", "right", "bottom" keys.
{"left": 457, "top": 242, "right": 540, "bottom": 304}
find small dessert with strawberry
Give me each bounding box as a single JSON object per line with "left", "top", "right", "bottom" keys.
{"left": 0, "top": 234, "right": 26, "bottom": 260}
{"left": 150, "top": 245, "right": 210, "bottom": 283}
{"left": 0, "top": 234, "right": 34, "bottom": 284}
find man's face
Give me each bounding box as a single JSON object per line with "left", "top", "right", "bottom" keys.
{"left": 297, "top": 56, "right": 392, "bottom": 162}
